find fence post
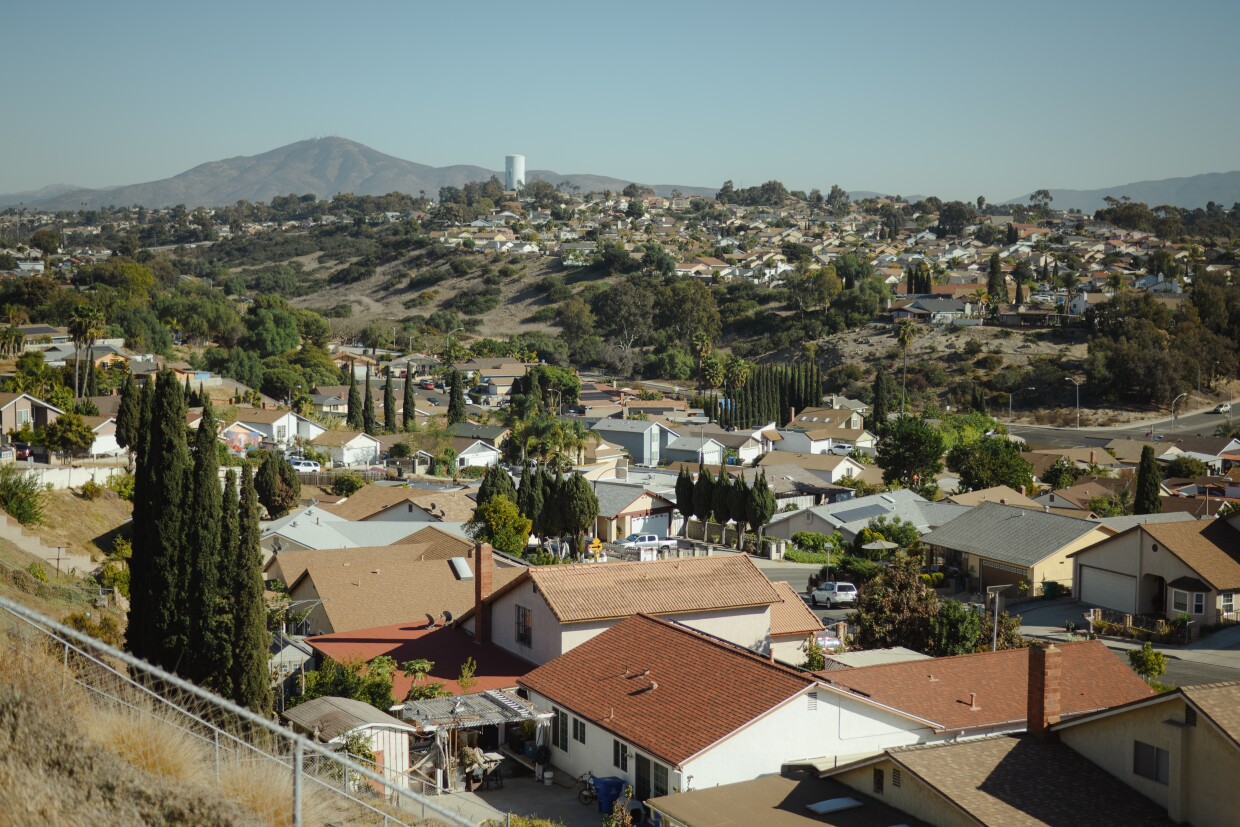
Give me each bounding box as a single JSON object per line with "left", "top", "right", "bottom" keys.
{"left": 293, "top": 740, "right": 303, "bottom": 827}
{"left": 214, "top": 730, "right": 220, "bottom": 782}
{"left": 62, "top": 640, "right": 69, "bottom": 689}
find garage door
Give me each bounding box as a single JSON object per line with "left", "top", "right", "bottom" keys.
{"left": 1079, "top": 566, "right": 1136, "bottom": 613}
{"left": 630, "top": 512, "right": 670, "bottom": 537}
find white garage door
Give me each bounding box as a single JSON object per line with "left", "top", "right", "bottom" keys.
{"left": 630, "top": 513, "right": 670, "bottom": 537}
{"left": 1079, "top": 566, "right": 1136, "bottom": 613}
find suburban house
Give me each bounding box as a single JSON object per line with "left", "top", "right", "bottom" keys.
{"left": 920, "top": 501, "right": 1110, "bottom": 594}
{"left": 764, "top": 490, "right": 968, "bottom": 544}
{"left": 590, "top": 418, "right": 680, "bottom": 466}
{"left": 591, "top": 481, "right": 681, "bottom": 541}
{"left": 519, "top": 621, "right": 1150, "bottom": 808}
{"left": 449, "top": 437, "right": 501, "bottom": 469}
{"left": 196, "top": 406, "right": 325, "bottom": 450}
{"left": 264, "top": 523, "right": 476, "bottom": 586}
{"left": 944, "top": 485, "right": 1040, "bottom": 509}
{"left": 260, "top": 506, "right": 464, "bottom": 556}
{"left": 703, "top": 429, "right": 764, "bottom": 465}
{"left": 789, "top": 407, "right": 865, "bottom": 431}
{"left": 446, "top": 422, "right": 510, "bottom": 450}
{"left": 662, "top": 436, "right": 726, "bottom": 466}
{"left": 309, "top": 429, "right": 382, "bottom": 467}
{"left": 0, "top": 392, "right": 62, "bottom": 442}
{"left": 1032, "top": 476, "right": 1133, "bottom": 513}
{"left": 457, "top": 554, "right": 784, "bottom": 664}
{"left": 768, "top": 581, "right": 826, "bottom": 665}
{"left": 81, "top": 415, "right": 121, "bottom": 457}
{"left": 282, "top": 696, "right": 419, "bottom": 797}
{"left": 759, "top": 452, "right": 867, "bottom": 485}
{"left": 776, "top": 424, "right": 877, "bottom": 455}
{"left": 322, "top": 484, "right": 477, "bottom": 523}
{"left": 1069, "top": 516, "right": 1240, "bottom": 623}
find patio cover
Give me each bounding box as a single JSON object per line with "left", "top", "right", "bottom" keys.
{"left": 401, "top": 689, "right": 548, "bottom": 731}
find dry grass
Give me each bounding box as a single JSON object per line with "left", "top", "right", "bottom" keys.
{"left": 0, "top": 536, "right": 125, "bottom": 625}
{"left": 29, "top": 488, "right": 133, "bottom": 560}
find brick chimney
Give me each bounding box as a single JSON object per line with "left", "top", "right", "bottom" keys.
{"left": 1028, "top": 642, "right": 1062, "bottom": 739}
{"left": 474, "top": 542, "right": 493, "bottom": 644}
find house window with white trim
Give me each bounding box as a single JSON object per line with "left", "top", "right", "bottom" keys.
{"left": 1194, "top": 593, "right": 1205, "bottom": 615}
{"left": 1172, "top": 590, "right": 1188, "bottom": 614}
{"left": 17, "top": 409, "right": 30, "bottom": 427}
{"left": 1223, "top": 593, "right": 1235, "bottom": 614}
{"left": 572, "top": 718, "right": 586, "bottom": 744}
{"left": 653, "top": 763, "right": 669, "bottom": 798}
{"left": 552, "top": 708, "right": 568, "bottom": 751}
{"left": 613, "top": 739, "right": 628, "bottom": 771}
{"left": 1133, "top": 741, "right": 1169, "bottom": 784}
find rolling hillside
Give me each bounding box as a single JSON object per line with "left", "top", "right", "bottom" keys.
{"left": 1005, "top": 171, "right": 1240, "bottom": 213}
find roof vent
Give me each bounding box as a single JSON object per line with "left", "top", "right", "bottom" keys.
{"left": 967, "top": 692, "right": 980, "bottom": 711}
{"left": 928, "top": 674, "right": 939, "bottom": 683}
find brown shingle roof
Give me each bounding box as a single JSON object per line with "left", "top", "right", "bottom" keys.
{"left": 270, "top": 538, "right": 472, "bottom": 587}
{"left": 1180, "top": 681, "right": 1240, "bottom": 748}
{"left": 230, "top": 406, "right": 294, "bottom": 425}
{"left": 519, "top": 614, "right": 815, "bottom": 766}
{"left": 816, "top": 641, "right": 1151, "bottom": 732}
{"left": 769, "top": 581, "right": 824, "bottom": 639}
{"left": 310, "top": 429, "right": 378, "bottom": 447}
{"left": 868, "top": 735, "right": 1174, "bottom": 826}
{"left": 526, "top": 555, "right": 781, "bottom": 623}
{"left": 1142, "top": 519, "right": 1240, "bottom": 590}
{"left": 323, "top": 485, "right": 476, "bottom": 522}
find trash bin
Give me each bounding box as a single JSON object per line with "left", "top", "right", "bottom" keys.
{"left": 595, "top": 776, "right": 625, "bottom": 813}
{"left": 543, "top": 771, "right": 555, "bottom": 787}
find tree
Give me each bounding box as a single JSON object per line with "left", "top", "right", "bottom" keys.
{"left": 210, "top": 470, "right": 239, "bottom": 697}
{"left": 675, "top": 467, "right": 695, "bottom": 536}
{"left": 1134, "top": 445, "right": 1162, "bottom": 514}
{"left": 41, "top": 411, "right": 95, "bottom": 460}
{"left": 747, "top": 472, "right": 776, "bottom": 541}
{"left": 560, "top": 472, "right": 600, "bottom": 554}
{"left": 362, "top": 366, "right": 376, "bottom": 434}
{"left": 402, "top": 363, "right": 415, "bottom": 431}
{"left": 711, "top": 471, "right": 733, "bottom": 536}
{"left": 877, "top": 417, "right": 945, "bottom": 491}
{"left": 896, "top": 320, "right": 917, "bottom": 415}
{"left": 184, "top": 399, "right": 223, "bottom": 687}
{"left": 517, "top": 463, "right": 544, "bottom": 536}
{"left": 466, "top": 494, "right": 532, "bottom": 556}
{"left": 801, "top": 634, "right": 826, "bottom": 671}
{"left": 1127, "top": 640, "right": 1167, "bottom": 684}
{"left": 693, "top": 465, "right": 715, "bottom": 528}
{"left": 853, "top": 556, "right": 939, "bottom": 651}
{"left": 1166, "top": 455, "right": 1207, "bottom": 479}
{"left": 936, "top": 201, "right": 975, "bottom": 237}
{"left": 1043, "top": 456, "right": 1081, "bottom": 490}
{"left": 477, "top": 464, "right": 517, "bottom": 510}
{"left": 255, "top": 451, "right": 300, "bottom": 518}
{"left": 383, "top": 371, "right": 397, "bottom": 433}
{"left": 871, "top": 367, "right": 894, "bottom": 436}
{"left": 232, "top": 466, "right": 272, "bottom": 714}
{"left": 946, "top": 435, "right": 1034, "bottom": 493}
{"left": 115, "top": 376, "right": 140, "bottom": 454}
{"left": 730, "top": 474, "right": 751, "bottom": 549}
{"left": 345, "top": 364, "right": 363, "bottom": 429}
{"left": 928, "top": 599, "right": 984, "bottom": 656}
{"left": 987, "top": 254, "right": 1005, "bottom": 310}
{"left": 296, "top": 656, "right": 396, "bottom": 712}
{"left": 401, "top": 658, "right": 449, "bottom": 701}
{"left": 447, "top": 367, "right": 467, "bottom": 425}
{"left": 1013, "top": 259, "right": 1033, "bottom": 306}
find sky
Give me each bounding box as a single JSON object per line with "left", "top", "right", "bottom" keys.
{"left": 3, "top": 0, "right": 1239, "bottom": 201}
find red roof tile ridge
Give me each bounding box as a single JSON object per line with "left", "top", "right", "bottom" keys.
{"left": 635, "top": 614, "right": 818, "bottom": 684}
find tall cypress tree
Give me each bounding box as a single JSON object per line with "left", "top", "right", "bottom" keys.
{"left": 211, "top": 470, "right": 239, "bottom": 699}
{"left": 477, "top": 463, "right": 517, "bottom": 510}
{"left": 872, "top": 368, "right": 890, "bottom": 436}
{"left": 1134, "top": 445, "right": 1162, "bottom": 515}
{"left": 730, "top": 475, "right": 751, "bottom": 549}
{"left": 693, "top": 465, "right": 715, "bottom": 527}
{"left": 712, "top": 470, "right": 733, "bottom": 535}
{"left": 402, "top": 362, "right": 415, "bottom": 431}
{"left": 447, "top": 367, "right": 467, "bottom": 425}
{"left": 987, "top": 252, "right": 1005, "bottom": 310}
{"left": 115, "top": 373, "right": 140, "bottom": 452}
{"left": 184, "top": 399, "right": 223, "bottom": 684}
{"left": 232, "top": 466, "right": 272, "bottom": 715}
{"left": 362, "top": 366, "right": 377, "bottom": 434}
{"left": 346, "top": 364, "right": 363, "bottom": 430}
{"left": 383, "top": 370, "right": 397, "bottom": 433}
{"left": 518, "top": 463, "right": 545, "bottom": 537}
{"left": 675, "top": 467, "right": 695, "bottom": 536}
{"left": 747, "top": 472, "right": 777, "bottom": 541}
{"left": 127, "top": 377, "right": 157, "bottom": 661}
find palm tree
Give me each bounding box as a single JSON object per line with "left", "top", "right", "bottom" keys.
{"left": 896, "top": 319, "right": 917, "bottom": 415}
{"left": 969, "top": 288, "right": 988, "bottom": 318}
{"left": 68, "top": 306, "right": 104, "bottom": 400}
{"left": 690, "top": 332, "right": 712, "bottom": 388}
{"left": 702, "top": 356, "right": 724, "bottom": 390}
{"left": 723, "top": 356, "right": 750, "bottom": 392}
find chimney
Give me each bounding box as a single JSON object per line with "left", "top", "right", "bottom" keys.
{"left": 1028, "top": 643, "right": 1062, "bottom": 739}
{"left": 474, "top": 542, "right": 493, "bottom": 644}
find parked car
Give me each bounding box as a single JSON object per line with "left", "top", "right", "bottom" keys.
{"left": 618, "top": 533, "right": 673, "bottom": 553}
{"left": 810, "top": 581, "right": 858, "bottom": 609}
{"left": 420, "top": 380, "right": 436, "bottom": 390}
{"left": 1214, "top": 402, "right": 1231, "bottom": 414}
{"left": 288, "top": 458, "right": 321, "bottom": 472}
{"left": 829, "top": 444, "right": 854, "bottom": 456}
{"left": 12, "top": 442, "right": 33, "bottom": 460}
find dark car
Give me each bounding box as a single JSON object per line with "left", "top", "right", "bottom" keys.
{"left": 12, "top": 443, "right": 33, "bottom": 460}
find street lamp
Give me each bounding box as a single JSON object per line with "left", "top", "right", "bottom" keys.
{"left": 1065, "top": 377, "right": 1084, "bottom": 429}
{"left": 445, "top": 326, "right": 465, "bottom": 364}
{"left": 1171, "top": 391, "right": 1188, "bottom": 435}
{"left": 1008, "top": 386, "right": 1036, "bottom": 426}
{"left": 986, "top": 585, "right": 1007, "bottom": 652}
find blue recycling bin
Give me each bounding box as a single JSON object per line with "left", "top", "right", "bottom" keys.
{"left": 595, "top": 776, "right": 625, "bottom": 814}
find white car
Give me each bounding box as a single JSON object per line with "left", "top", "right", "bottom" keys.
{"left": 810, "top": 582, "right": 858, "bottom": 609}
{"left": 1214, "top": 403, "right": 1231, "bottom": 414}
{"left": 288, "top": 458, "right": 321, "bottom": 472}
{"left": 619, "top": 533, "right": 673, "bottom": 553}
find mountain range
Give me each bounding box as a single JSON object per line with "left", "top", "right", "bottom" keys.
{"left": 0, "top": 138, "right": 717, "bottom": 211}
{"left": 1004, "top": 171, "right": 1240, "bottom": 214}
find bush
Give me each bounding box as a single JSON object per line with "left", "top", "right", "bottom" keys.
{"left": 99, "top": 560, "right": 130, "bottom": 599}
{"left": 330, "top": 472, "right": 367, "bottom": 497}
{"left": 458, "top": 465, "right": 487, "bottom": 479}
{"left": 79, "top": 480, "right": 104, "bottom": 500}
{"left": 784, "top": 548, "right": 830, "bottom": 564}
{"left": 919, "top": 572, "right": 946, "bottom": 587}
{"left": 26, "top": 562, "right": 48, "bottom": 583}
{"left": 975, "top": 353, "right": 1004, "bottom": 370}
{"left": 388, "top": 441, "right": 412, "bottom": 459}
{"left": 63, "top": 610, "right": 124, "bottom": 648}
{"left": 106, "top": 472, "right": 135, "bottom": 501}
{"left": 0, "top": 464, "right": 44, "bottom": 525}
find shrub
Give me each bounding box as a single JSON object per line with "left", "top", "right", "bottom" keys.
{"left": 79, "top": 480, "right": 104, "bottom": 500}
{"left": 784, "top": 548, "right": 830, "bottom": 564}
{"left": 98, "top": 561, "right": 130, "bottom": 599}
{"left": 106, "top": 472, "right": 135, "bottom": 501}
{"left": 63, "top": 611, "right": 125, "bottom": 648}
{"left": 975, "top": 353, "right": 1004, "bottom": 370}
{"left": 458, "top": 465, "right": 487, "bottom": 479}
{"left": 26, "top": 562, "right": 48, "bottom": 583}
{"left": 388, "top": 441, "right": 412, "bottom": 459}
{"left": 330, "top": 472, "right": 366, "bottom": 497}
{"left": 0, "top": 463, "right": 44, "bottom": 525}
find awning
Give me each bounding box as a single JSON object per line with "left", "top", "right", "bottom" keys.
{"left": 400, "top": 689, "right": 549, "bottom": 732}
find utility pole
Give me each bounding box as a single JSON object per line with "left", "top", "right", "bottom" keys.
{"left": 1065, "top": 377, "right": 1084, "bottom": 429}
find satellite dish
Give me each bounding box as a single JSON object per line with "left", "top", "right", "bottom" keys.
{"left": 425, "top": 613, "right": 437, "bottom": 629}
{"left": 443, "top": 610, "right": 454, "bottom": 624}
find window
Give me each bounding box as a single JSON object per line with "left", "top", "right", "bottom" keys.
{"left": 1224, "top": 593, "right": 1235, "bottom": 614}
{"left": 653, "top": 763, "right": 669, "bottom": 798}
{"left": 872, "top": 768, "right": 884, "bottom": 794}
{"left": 276, "top": 425, "right": 287, "bottom": 441}
{"left": 552, "top": 708, "right": 568, "bottom": 751}
{"left": 1194, "top": 593, "right": 1205, "bottom": 615}
{"left": 573, "top": 718, "right": 586, "bottom": 744}
{"left": 17, "top": 409, "right": 30, "bottom": 427}
{"left": 613, "top": 739, "right": 628, "bottom": 771}
{"left": 1172, "top": 590, "right": 1188, "bottom": 613}
{"left": 516, "top": 605, "right": 532, "bottom": 647}
{"left": 1133, "top": 741, "right": 1169, "bottom": 784}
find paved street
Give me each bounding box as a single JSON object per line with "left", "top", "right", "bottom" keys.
{"left": 1009, "top": 404, "right": 1234, "bottom": 449}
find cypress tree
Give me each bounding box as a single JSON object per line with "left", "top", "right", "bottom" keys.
{"left": 115, "top": 373, "right": 140, "bottom": 452}
{"left": 872, "top": 368, "right": 891, "bottom": 436}
{"left": 402, "top": 362, "right": 415, "bottom": 431}
{"left": 477, "top": 463, "right": 517, "bottom": 510}
{"left": 362, "top": 366, "right": 377, "bottom": 434}
{"left": 126, "top": 377, "right": 156, "bottom": 661}
{"left": 712, "top": 471, "right": 733, "bottom": 536}
{"left": 730, "top": 475, "right": 751, "bottom": 549}
{"left": 987, "top": 252, "right": 1004, "bottom": 309}
{"left": 447, "top": 367, "right": 467, "bottom": 425}
{"left": 211, "top": 470, "right": 239, "bottom": 699}
{"left": 346, "top": 364, "right": 363, "bottom": 430}
{"left": 693, "top": 465, "right": 715, "bottom": 527}
{"left": 184, "top": 399, "right": 223, "bottom": 684}
{"left": 232, "top": 466, "right": 272, "bottom": 715}
{"left": 184, "top": 374, "right": 192, "bottom": 402}
{"left": 1135, "top": 445, "right": 1162, "bottom": 515}
{"left": 542, "top": 468, "right": 565, "bottom": 539}
{"left": 561, "top": 472, "right": 600, "bottom": 555}
{"left": 85, "top": 356, "right": 98, "bottom": 398}
{"left": 518, "top": 463, "right": 545, "bottom": 538}
{"left": 675, "top": 467, "right": 695, "bottom": 536}
{"left": 383, "top": 370, "right": 397, "bottom": 433}
{"left": 747, "top": 472, "right": 777, "bottom": 541}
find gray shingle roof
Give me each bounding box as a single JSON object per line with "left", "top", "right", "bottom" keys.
{"left": 591, "top": 418, "right": 677, "bottom": 435}
{"left": 921, "top": 501, "right": 1101, "bottom": 566}
{"left": 1092, "top": 512, "right": 1198, "bottom": 533}
{"left": 591, "top": 481, "right": 667, "bottom": 519}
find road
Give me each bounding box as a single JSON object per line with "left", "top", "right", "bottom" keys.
{"left": 1009, "top": 405, "right": 1234, "bottom": 448}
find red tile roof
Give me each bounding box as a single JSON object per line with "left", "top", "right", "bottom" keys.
{"left": 816, "top": 641, "right": 1152, "bottom": 733}
{"left": 769, "top": 581, "right": 825, "bottom": 639}
{"left": 519, "top": 614, "right": 815, "bottom": 767}
{"left": 307, "top": 623, "right": 533, "bottom": 703}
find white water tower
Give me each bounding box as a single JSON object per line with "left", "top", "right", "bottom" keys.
{"left": 505, "top": 154, "right": 525, "bottom": 190}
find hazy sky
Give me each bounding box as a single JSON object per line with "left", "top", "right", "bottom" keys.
{"left": 4, "top": 0, "right": 1238, "bottom": 200}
